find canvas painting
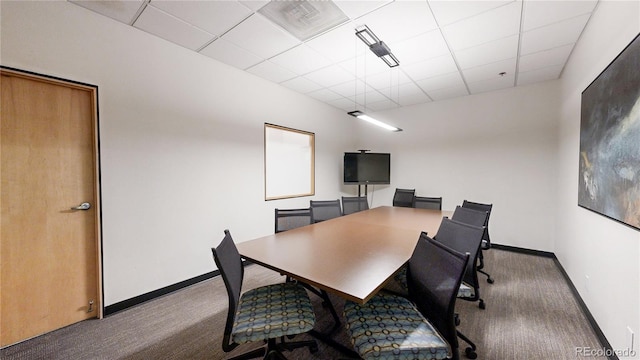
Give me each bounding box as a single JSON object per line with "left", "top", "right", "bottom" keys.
{"left": 578, "top": 33, "right": 640, "bottom": 230}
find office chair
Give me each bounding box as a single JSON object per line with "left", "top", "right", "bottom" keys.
{"left": 310, "top": 199, "right": 342, "bottom": 223}
{"left": 462, "top": 200, "right": 494, "bottom": 284}
{"left": 212, "top": 230, "right": 318, "bottom": 360}
{"left": 433, "top": 218, "right": 485, "bottom": 359}
{"left": 392, "top": 188, "right": 415, "bottom": 208}
{"left": 414, "top": 196, "right": 443, "bottom": 210}
{"left": 341, "top": 196, "right": 369, "bottom": 215}
{"left": 344, "top": 232, "right": 470, "bottom": 360}
{"left": 274, "top": 208, "right": 311, "bottom": 233}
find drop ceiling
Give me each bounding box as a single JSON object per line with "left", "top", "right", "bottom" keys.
{"left": 69, "top": 0, "right": 598, "bottom": 112}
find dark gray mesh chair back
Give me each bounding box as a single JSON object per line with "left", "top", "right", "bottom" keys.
{"left": 414, "top": 196, "right": 442, "bottom": 210}
{"left": 393, "top": 188, "right": 415, "bottom": 207}
{"left": 433, "top": 218, "right": 484, "bottom": 294}
{"left": 462, "top": 200, "right": 492, "bottom": 227}
{"left": 211, "top": 230, "right": 244, "bottom": 352}
{"left": 342, "top": 196, "right": 369, "bottom": 215}
{"left": 275, "top": 208, "right": 312, "bottom": 233}
{"left": 406, "top": 232, "right": 469, "bottom": 357}
{"left": 451, "top": 206, "right": 488, "bottom": 228}
{"left": 310, "top": 200, "right": 342, "bottom": 223}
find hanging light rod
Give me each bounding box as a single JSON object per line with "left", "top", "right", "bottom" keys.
{"left": 348, "top": 110, "right": 402, "bottom": 132}
{"left": 355, "top": 25, "right": 399, "bottom": 68}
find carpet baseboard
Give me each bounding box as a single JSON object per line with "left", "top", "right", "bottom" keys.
{"left": 104, "top": 270, "right": 219, "bottom": 316}
{"left": 491, "top": 243, "right": 555, "bottom": 258}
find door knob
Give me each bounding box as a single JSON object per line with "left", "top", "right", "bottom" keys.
{"left": 70, "top": 202, "right": 91, "bottom": 211}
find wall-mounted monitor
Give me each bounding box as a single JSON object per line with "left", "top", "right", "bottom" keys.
{"left": 343, "top": 152, "right": 391, "bottom": 184}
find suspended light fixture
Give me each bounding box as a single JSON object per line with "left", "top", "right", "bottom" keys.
{"left": 355, "top": 25, "right": 399, "bottom": 68}
{"left": 348, "top": 110, "right": 402, "bottom": 132}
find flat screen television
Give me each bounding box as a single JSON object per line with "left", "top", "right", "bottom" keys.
{"left": 343, "top": 152, "right": 391, "bottom": 184}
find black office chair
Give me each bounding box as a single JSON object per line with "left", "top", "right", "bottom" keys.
{"left": 310, "top": 199, "right": 342, "bottom": 223}
{"left": 212, "top": 230, "right": 318, "bottom": 360}
{"left": 462, "top": 200, "right": 494, "bottom": 284}
{"left": 414, "top": 196, "right": 442, "bottom": 210}
{"left": 344, "top": 232, "right": 470, "bottom": 360}
{"left": 274, "top": 208, "right": 311, "bottom": 233}
{"left": 392, "top": 188, "right": 415, "bottom": 207}
{"left": 433, "top": 218, "right": 485, "bottom": 359}
{"left": 341, "top": 196, "right": 369, "bottom": 215}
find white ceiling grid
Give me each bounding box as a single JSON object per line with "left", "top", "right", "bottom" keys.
{"left": 69, "top": 0, "right": 598, "bottom": 113}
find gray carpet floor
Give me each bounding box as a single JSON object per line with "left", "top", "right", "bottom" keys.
{"left": 1, "top": 249, "right": 606, "bottom": 359}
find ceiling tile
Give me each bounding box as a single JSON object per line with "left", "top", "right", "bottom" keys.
{"left": 364, "top": 99, "right": 398, "bottom": 112}
{"left": 353, "top": 1, "right": 438, "bottom": 44}
{"left": 270, "top": 44, "right": 333, "bottom": 75}
{"left": 340, "top": 53, "right": 392, "bottom": 77}
{"left": 239, "top": 0, "right": 269, "bottom": 12}
{"left": 454, "top": 35, "right": 518, "bottom": 69}
{"left": 518, "top": 44, "right": 573, "bottom": 73}
{"left": 441, "top": 2, "right": 521, "bottom": 51}
{"left": 520, "top": 13, "right": 590, "bottom": 55}
{"left": 392, "top": 29, "right": 450, "bottom": 66}
{"left": 462, "top": 58, "right": 516, "bottom": 83}
{"left": 364, "top": 69, "right": 412, "bottom": 90}
{"left": 356, "top": 90, "right": 392, "bottom": 105}
{"left": 428, "top": 0, "right": 513, "bottom": 26}
{"left": 307, "top": 88, "right": 343, "bottom": 102}
{"left": 468, "top": 74, "right": 515, "bottom": 94}
{"left": 517, "top": 64, "right": 563, "bottom": 86}
{"left": 329, "top": 79, "right": 373, "bottom": 97}
{"left": 304, "top": 64, "right": 355, "bottom": 87}
{"left": 221, "top": 13, "right": 300, "bottom": 59}
{"left": 396, "top": 82, "right": 431, "bottom": 107}
{"left": 416, "top": 71, "right": 465, "bottom": 92}
{"left": 70, "top": 0, "right": 145, "bottom": 24}
{"left": 134, "top": 5, "right": 214, "bottom": 50}
{"left": 402, "top": 54, "right": 459, "bottom": 82}
{"left": 426, "top": 84, "right": 469, "bottom": 101}
{"left": 150, "top": 1, "right": 252, "bottom": 37}
{"left": 522, "top": 0, "right": 597, "bottom": 31}
{"left": 305, "top": 23, "right": 365, "bottom": 63}
{"left": 246, "top": 61, "right": 297, "bottom": 83}
{"left": 327, "top": 97, "right": 358, "bottom": 111}
{"left": 199, "top": 38, "right": 263, "bottom": 70}
{"left": 280, "top": 76, "right": 323, "bottom": 94}
{"left": 333, "top": 0, "right": 392, "bottom": 20}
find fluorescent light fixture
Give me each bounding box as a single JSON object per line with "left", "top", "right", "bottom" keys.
{"left": 348, "top": 110, "right": 402, "bottom": 132}
{"left": 355, "top": 25, "right": 399, "bottom": 68}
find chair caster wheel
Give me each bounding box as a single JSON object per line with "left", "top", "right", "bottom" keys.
{"left": 465, "top": 347, "right": 477, "bottom": 359}
{"left": 487, "top": 278, "right": 495, "bottom": 284}
{"left": 479, "top": 301, "right": 486, "bottom": 310}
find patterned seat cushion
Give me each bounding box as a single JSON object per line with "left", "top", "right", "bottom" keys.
{"left": 232, "top": 282, "right": 315, "bottom": 344}
{"left": 393, "top": 267, "right": 472, "bottom": 298}
{"left": 344, "top": 292, "right": 451, "bottom": 360}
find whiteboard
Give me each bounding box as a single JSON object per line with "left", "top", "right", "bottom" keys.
{"left": 264, "top": 124, "right": 315, "bottom": 200}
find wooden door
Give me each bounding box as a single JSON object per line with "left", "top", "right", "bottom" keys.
{"left": 1, "top": 69, "right": 101, "bottom": 347}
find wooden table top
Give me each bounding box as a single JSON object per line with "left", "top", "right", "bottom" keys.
{"left": 237, "top": 206, "right": 451, "bottom": 304}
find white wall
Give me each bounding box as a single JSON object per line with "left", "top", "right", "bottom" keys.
{"left": 556, "top": 0, "right": 640, "bottom": 355}
{"left": 0, "top": 1, "right": 355, "bottom": 306}
{"left": 354, "top": 81, "right": 560, "bottom": 251}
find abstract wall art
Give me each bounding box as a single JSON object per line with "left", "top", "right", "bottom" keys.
{"left": 579, "top": 33, "right": 640, "bottom": 230}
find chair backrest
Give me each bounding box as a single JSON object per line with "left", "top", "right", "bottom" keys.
{"left": 406, "top": 232, "right": 470, "bottom": 357}
{"left": 341, "top": 196, "right": 369, "bottom": 215}
{"left": 310, "top": 199, "right": 342, "bottom": 223}
{"left": 211, "top": 230, "right": 243, "bottom": 352}
{"left": 393, "top": 188, "right": 415, "bottom": 208}
{"left": 461, "top": 200, "right": 492, "bottom": 228}
{"left": 275, "top": 208, "right": 312, "bottom": 233}
{"left": 433, "top": 218, "right": 484, "bottom": 292}
{"left": 414, "top": 196, "right": 442, "bottom": 210}
{"left": 451, "top": 206, "right": 488, "bottom": 228}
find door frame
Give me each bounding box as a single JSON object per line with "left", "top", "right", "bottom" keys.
{"left": 1, "top": 65, "right": 104, "bottom": 319}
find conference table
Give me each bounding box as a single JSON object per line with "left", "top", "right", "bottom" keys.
{"left": 237, "top": 206, "right": 451, "bottom": 304}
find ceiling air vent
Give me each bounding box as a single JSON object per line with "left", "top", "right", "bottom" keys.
{"left": 258, "top": 0, "right": 348, "bottom": 41}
